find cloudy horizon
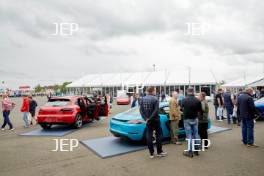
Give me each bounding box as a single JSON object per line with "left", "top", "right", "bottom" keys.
{"left": 1, "top": 0, "right": 264, "bottom": 89}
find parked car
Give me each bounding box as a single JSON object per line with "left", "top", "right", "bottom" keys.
{"left": 110, "top": 102, "right": 211, "bottom": 142}
{"left": 37, "top": 95, "right": 108, "bottom": 129}
{"left": 255, "top": 97, "right": 264, "bottom": 120}
{"left": 116, "top": 94, "right": 130, "bottom": 105}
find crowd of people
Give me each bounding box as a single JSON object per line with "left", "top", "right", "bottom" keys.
{"left": 215, "top": 87, "right": 260, "bottom": 146}
{"left": 214, "top": 88, "right": 240, "bottom": 124}
{"left": 1, "top": 86, "right": 261, "bottom": 158}
{"left": 1, "top": 94, "right": 38, "bottom": 130}
{"left": 138, "top": 86, "right": 260, "bottom": 159}
{"left": 138, "top": 87, "right": 210, "bottom": 158}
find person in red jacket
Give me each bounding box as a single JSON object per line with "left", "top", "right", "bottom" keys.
{"left": 20, "top": 95, "right": 30, "bottom": 128}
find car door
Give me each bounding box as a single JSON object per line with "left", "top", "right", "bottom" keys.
{"left": 80, "top": 97, "right": 89, "bottom": 120}
{"left": 99, "top": 96, "right": 108, "bottom": 116}
{"left": 86, "top": 97, "right": 100, "bottom": 120}
{"left": 158, "top": 106, "right": 171, "bottom": 138}
{"left": 77, "top": 98, "right": 86, "bottom": 118}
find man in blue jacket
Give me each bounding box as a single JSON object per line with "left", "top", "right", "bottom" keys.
{"left": 237, "top": 87, "right": 259, "bottom": 147}
{"left": 140, "top": 87, "right": 167, "bottom": 158}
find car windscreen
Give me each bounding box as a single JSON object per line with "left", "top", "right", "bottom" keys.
{"left": 255, "top": 97, "right": 264, "bottom": 104}
{"left": 44, "top": 99, "right": 70, "bottom": 107}
{"left": 117, "top": 94, "right": 128, "bottom": 98}
{"left": 128, "top": 106, "right": 169, "bottom": 115}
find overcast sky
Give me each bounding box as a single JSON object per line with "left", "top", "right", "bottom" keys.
{"left": 0, "top": 0, "right": 264, "bottom": 89}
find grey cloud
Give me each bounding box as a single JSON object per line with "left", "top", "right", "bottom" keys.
{"left": 0, "top": 0, "right": 264, "bottom": 88}
{"left": 78, "top": 42, "right": 137, "bottom": 56}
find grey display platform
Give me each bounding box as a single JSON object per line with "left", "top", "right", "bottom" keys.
{"left": 81, "top": 125, "right": 231, "bottom": 159}
{"left": 81, "top": 136, "right": 147, "bottom": 159}
{"left": 19, "top": 118, "right": 106, "bottom": 137}
{"left": 20, "top": 125, "right": 76, "bottom": 137}
{"left": 208, "top": 125, "right": 231, "bottom": 134}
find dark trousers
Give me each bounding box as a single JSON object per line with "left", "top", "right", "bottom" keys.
{"left": 242, "top": 118, "right": 254, "bottom": 145}
{"left": 198, "top": 122, "right": 208, "bottom": 146}
{"left": 226, "top": 106, "right": 234, "bottom": 124}
{"left": 2, "top": 110, "right": 13, "bottom": 129}
{"left": 237, "top": 115, "right": 241, "bottom": 124}
{"left": 214, "top": 105, "right": 218, "bottom": 120}
{"left": 146, "top": 119, "right": 163, "bottom": 155}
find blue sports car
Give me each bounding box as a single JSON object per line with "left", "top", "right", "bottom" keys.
{"left": 255, "top": 97, "right": 264, "bottom": 120}
{"left": 109, "top": 102, "right": 211, "bottom": 142}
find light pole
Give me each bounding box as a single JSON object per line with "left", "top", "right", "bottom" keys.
{"left": 153, "top": 64, "right": 156, "bottom": 72}
{"left": 187, "top": 66, "right": 191, "bottom": 87}
{"left": 243, "top": 71, "right": 247, "bottom": 85}
{"left": 1, "top": 81, "right": 5, "bottom": 93}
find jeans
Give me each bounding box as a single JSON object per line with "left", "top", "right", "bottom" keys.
{"left": 184, "top": 119, "right": 200, "bottom": 152}
{"left": 226, "top": 106, "right": 234, "bottom": 124}
{"left": 2, "top": 111, "right": 13, "bottom": 129}
{"left": 242, "top": 118, "right": 254, "bottom": 145}
{"left": 146, "top": 119, "right": 163, "bottom": 155}
{"left": 217, "top": 107, "right": 224, "bottom": 120}
{"left": 23, "top": 112, "right": 29, "bottom": 127}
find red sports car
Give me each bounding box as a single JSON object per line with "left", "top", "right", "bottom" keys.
{"left": 37, "top": 96, "right": 108, "bottom": 129}
{"left": 116, "top": 95, "right": 130, "bottom": 105}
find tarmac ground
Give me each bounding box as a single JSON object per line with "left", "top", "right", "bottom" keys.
{"left": 0, "top": 96, "right": 264, "bottom": 176}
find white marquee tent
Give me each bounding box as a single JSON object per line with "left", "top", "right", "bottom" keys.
{"left": 68, "top": 69, "right": 216, "bottom": 88}
{"left": 67, "top": 69, "right": 217, "bottom": 96}
{"left": 222, "top": 74, "right": 264, "bottom": 88}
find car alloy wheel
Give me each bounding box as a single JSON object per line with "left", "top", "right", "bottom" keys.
{"left": 46, "top": 124, "right": 52, "bottom": 128}
{"left": 75, "top": 114, "right": 83, "bottom": 128}
{"left": 40, "top": 123, "right": 52, "bottom": 130}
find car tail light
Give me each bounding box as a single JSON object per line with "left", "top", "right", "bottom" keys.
{"left": 127, "top": 120, "right": 144, "bottom": 124}
{"left": 38, "top": 109, "right": 44, "bottom": 114}
{"left": 60, "top": 108, "right": 74, "bottom": 113}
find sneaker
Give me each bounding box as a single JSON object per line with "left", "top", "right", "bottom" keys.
{"left": 247, "top": 144, "right": 259, "bottom": 148}
{"left": 1, "top": 128, "right": 5, "bottom": 131}
{"left": 183, "top": 151, "right": 193, "bottom": 158}
{"left": 157, "top": 152, "right": 167, "bottom": 157}
{"left": 217, "top": 120, "right": 223, "bottom": 122}
{"left": 149, "top": 154, "right": 155, "bottom": 159}
{"left": 9, "top": 128, "right": 15, "bottom": 131}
